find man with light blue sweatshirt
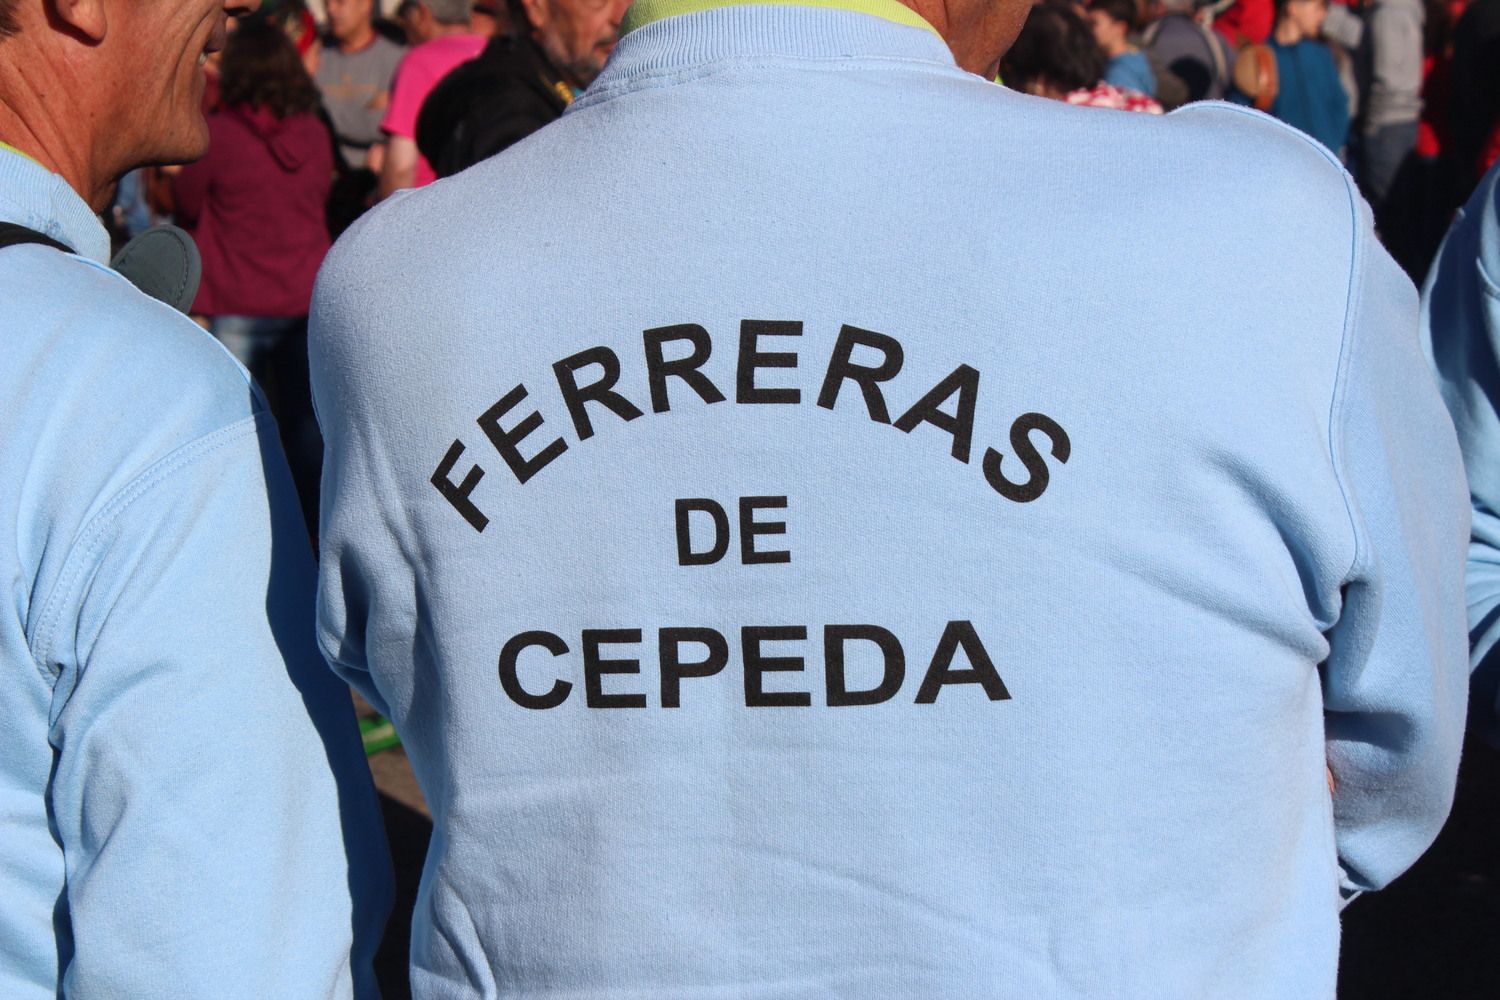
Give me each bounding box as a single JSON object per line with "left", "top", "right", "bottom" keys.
{"left": 312, "top": 0, "right": 1469, "bottom": 994}
{"left": 1422, "top": 161, "right": 1500, "bottom": 743}
{"left": 0, "top": 0, "right": 390, "bottom": 996}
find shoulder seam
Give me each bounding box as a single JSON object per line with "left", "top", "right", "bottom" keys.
{"left": 1187, "top": 103, "right": 1364, "bottom": 583}
{"left": 1326, "top": 171, "right": 1368, "bottom": 588}
{"left": 1168, "top": 101, "right": 1352, "bottom": 171}
{"left": 28, "top": 412, "right": 273, "bottom": 683}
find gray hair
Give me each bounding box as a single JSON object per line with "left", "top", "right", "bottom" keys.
{"left": 420, "top": 0, "right": 472, "bottom": 24}
{"left": 0, "top": 0, "right": 17, "bottom": 38}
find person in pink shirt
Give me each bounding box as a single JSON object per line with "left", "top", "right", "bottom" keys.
{"left": 379, "top": 0, "right": 485, "bottom": 196}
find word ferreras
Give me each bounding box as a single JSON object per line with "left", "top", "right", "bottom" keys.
{"left": 433, "top": 321, "right": 1073, "bottom": 532}
{"left": 499, "top": 620, "right": 1012, "bottom": 710}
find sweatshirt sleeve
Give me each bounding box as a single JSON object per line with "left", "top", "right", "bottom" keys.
{"left": 1324, "top": 198, "right": 1471, "bottom": 896}
{"left": 34, "top": 411, "right": 392, "bottom": 999}
{"left": 1421, "top": 167, "right": 1500, "bottom": 742}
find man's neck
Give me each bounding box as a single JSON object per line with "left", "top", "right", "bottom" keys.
{"left": 429, "top": 21, "right": 474, "bottom": 40}
{"left": 0, "top": 95, "right": 109, "bottom": 213}
{"left": 339, "top": 23, "right": 378, "bottom": 53}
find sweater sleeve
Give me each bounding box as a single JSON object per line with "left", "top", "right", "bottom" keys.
{"left": 1421, "top": 166, "right": 1500, "bottom": 742}
{"left": 1325, "top": 196, "right": 1471, "bottom": 895}
{"left": 35, "top": 412, "right": 392, "bottom": 999}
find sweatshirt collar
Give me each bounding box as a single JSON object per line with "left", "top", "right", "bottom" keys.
{"left": 621, "top": 0, "right": 940, "bottom": 38}
{"left": 583, "top": 1, "right": 958, "bottom": 106}
{"left": 0, "top": 144, "right": 111, "bottom": 264}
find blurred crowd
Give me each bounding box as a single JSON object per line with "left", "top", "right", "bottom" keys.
{"left": 105, "top": 0, "right": 1500, "bottom": 530}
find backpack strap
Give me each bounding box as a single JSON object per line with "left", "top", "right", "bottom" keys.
{"left": 0, "top": 221, "right": 72, "bottom": 254}
{"left": 1198, "top": 20, "right": 1229, "bottom": 90}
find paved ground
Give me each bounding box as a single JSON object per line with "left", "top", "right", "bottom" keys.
{"left": 366, "top": 736, "right": 1500, "bottom": 999}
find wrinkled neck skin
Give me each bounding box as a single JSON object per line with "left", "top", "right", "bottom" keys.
{"left": 0, "top": 41, "right": 115, "bottom": 213}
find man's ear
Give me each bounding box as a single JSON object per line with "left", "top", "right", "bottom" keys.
{"left": 516, "top": 0, "right": 548, "bottom": 31}
{"left": 51, "top": 0, "right": 108, "bottom": 43}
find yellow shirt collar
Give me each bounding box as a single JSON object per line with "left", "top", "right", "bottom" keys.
{"left": 0, "top": 141, "right": 40, "bottom": 167}
{"left": 621, "top": 0, "right": 940, "bottom": 39}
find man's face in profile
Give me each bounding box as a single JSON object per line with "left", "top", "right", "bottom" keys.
{"left": 111, "top": 0, "right": 235, "bottom": 164}
{"left": 525, "top": 0, "right": 630, "bottom": 90}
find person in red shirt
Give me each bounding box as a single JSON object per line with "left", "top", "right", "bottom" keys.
{"left": 173, "top": 20, "right": 335, "bottom": 529}
{"left": 1215, "top": 0, "right": 1275, "bottom": 45}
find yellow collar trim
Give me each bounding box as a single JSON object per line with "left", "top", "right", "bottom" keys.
{"left": 0, "top": 141, "right": 40, "bottom": 168}
{"left": 621, "top": 0, "right": 939, "bottom": 39}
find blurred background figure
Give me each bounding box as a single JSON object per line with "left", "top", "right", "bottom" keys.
{"left": 316, "top": 0, "right": 405, "bottom": 233}
{"left": 173, "top": 21, "right": 335, "bottom": 530}
{"left": 1449, "top": 0, "right": 1500, "bottom": 183}
{"left": 416, "top": 0, "right": 630, "bottom": 178}
{"left": 470, "top": 1, "right": 510, "bottom": 34}
{"left": 1215, "top": 0, "right": 1275, "bottom": 44}
{"left": 1003, "top": 2, "right": 1165, "bottom": 112}
{"left": 1088, "top": 0, "right": 1160, "bottom": 96}
{"left": 1356, "top": 0, "right": 1425, "bottom": 262}
{"left": 316, "top": 0, "right": 405, "bottom": 173}
{"left": 1143, "top": 0, "right": 1236, "bottom": 101}
{"left": 379, "top": 0, "right": 485, "bottom": 195}
{"left": 1231, "top": 0, "right": 1351, "bottom": 155}
{"left": 397, "top": 0, "right": 442, "bottom": 41}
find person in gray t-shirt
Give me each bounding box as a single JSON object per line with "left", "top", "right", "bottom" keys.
{"left": 315, "top": 0, "right": 406, "bottom": 169}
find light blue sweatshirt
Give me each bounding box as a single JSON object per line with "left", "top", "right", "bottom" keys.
{"left": 1422, "top": 162, "right": 1500, "bottom": 741}
{"left": 0, "top": 147, "right": 391, "bottom": 997}
{"left": 311, "top": 2, "right": 1469, "bottom": 995}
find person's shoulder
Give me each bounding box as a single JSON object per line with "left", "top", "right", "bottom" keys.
{"left": 969, "top": 92, "right": 1357, "bottom": 243}
{"left": 312, "top": 197, "right": 404, "bottom": 332}
{"left": 1159, "top": 99, "right": 1355, "bottom": 202}
{"left": 372, "top": 34, "right": 405, "bottom": 59}
{"left": 1163, "top": 98, "right": 1342, "bottom": 152}
{"left": 1463, "top": 165, "right": 1500, "bottom": 279}
{"left": 1481, "top": 165, "right": 1500, "bottom": 233}
{"left": 14, "top": 254, "right": 261, "bottom": 434}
